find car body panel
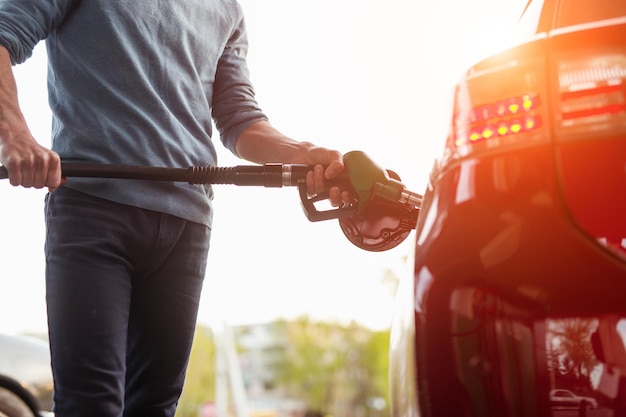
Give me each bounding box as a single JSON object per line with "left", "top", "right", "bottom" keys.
{"left": 389, "top": 1, "right": 626, "bottom": 416}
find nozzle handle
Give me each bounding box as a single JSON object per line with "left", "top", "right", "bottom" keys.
{"left": 343, "top": 150, "right": 422, "bottom": 209}
{"left": 0, "top": 163, "right": 311, "bottom": 186}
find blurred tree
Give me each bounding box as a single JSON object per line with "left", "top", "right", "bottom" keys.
{"left": 363, "top": 329, "right": 391, "bottom": 408}
{"left": 548, "top": 318, "right": 598, "bottom": 393}
{"left": 274, "top": 317, "right": 390, "bottom": 417}
{"left": 176, "top": 325, "right": 216, "bottom": 417}
{"left": 274, "top": 318, "right": 343, "bottom": 412}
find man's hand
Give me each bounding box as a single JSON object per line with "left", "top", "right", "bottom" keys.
{"left": 0, "top": 126, "right": 62, "bottom": 191}
{"left": 235, "top": 120, "right": 356, "bottom": 207}
{"left": 302, "top": 146, "right": 355, "bottom": 207}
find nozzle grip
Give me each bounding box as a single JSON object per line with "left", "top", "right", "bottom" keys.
{"left": 297, "top": 184, "right": 358, "bottom": 222}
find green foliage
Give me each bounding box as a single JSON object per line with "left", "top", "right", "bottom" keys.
{"left": 176, "top": 325, "right": 216, "bottom": 417}
{"left": 175, "top": 319, "right": 391, "bottom": 417}
{"left": 273, "top": 317, "right": 390, "bottom": 417}
{"left": 364, "top": 329, "right": 391, "bottom": 403}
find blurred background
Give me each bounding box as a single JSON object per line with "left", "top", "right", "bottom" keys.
{"left": 0, "top": 1, "right": 527, "bottom": 415}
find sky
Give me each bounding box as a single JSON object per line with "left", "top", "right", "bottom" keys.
{"left": 0, "top": 0, "right": 527, "bottom": 335}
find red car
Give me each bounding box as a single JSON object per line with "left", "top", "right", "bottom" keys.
{"left": 389, "top": 0, "right": 626, "bottom": 416}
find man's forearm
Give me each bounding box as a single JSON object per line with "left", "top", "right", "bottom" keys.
{"left": 234, "top": 120, "right": 316, "bottom": 165}
{"left": 0, "top": 45, "right": 62, "bottom": 189}
{"left": 0, "top": 46, "right": 25, "bottom": 129}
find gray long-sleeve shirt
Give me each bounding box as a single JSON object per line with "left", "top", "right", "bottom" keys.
{"left": 0, "top": 0, "right": 268, "bottom": 227}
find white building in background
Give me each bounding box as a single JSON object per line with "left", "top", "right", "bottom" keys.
{"left": 212, "top": 321, "right": 306, "bottom": 417}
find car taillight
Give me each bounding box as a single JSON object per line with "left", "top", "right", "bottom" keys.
{"left": 554, "top": 52, "right": 626, "bottom": 260}
{"left": 455, "top": 94, "right": 543, "bottom": 146}
{"left": 555, "top": 53, "right": 626, "bottom": 137}
{"left": 449, "top": 57, "right": 549, "bottom": 156}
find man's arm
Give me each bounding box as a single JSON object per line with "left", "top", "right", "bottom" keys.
{"left": 235, "top": 120, "right": 350, "bottom": 205}
{"left": 0, "top": 46, "right": 61, "bottom": 189}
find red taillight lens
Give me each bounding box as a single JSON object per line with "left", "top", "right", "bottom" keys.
{"left": 556, "top": 54, "right": 626, "bottom": 137}
{"left": 456, "top": 94, "right": 543, "bottom": 146}
{"left": 554, "top": 53, "right": 626, "bottom": 260}
{"left": 450, "top": 57, "right": 549, "bottom": 154}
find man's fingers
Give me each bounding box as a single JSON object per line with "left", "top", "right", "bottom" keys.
{"left": 46, "top": 153, "right": 63, "bottom": 189}
{"left": 329, "top": 187, "right": 341, "bottom": 207}
{"left": 29, "top": 156, "right": 47, "bottom": 188}
{"left": 314, "top": 164, "right": 326, "bottom": 195}
{"left": 6, "top": 151, "right": 62, "bottom": 189}
{"left": 304, "top": 163, "right": 357, "bottom": 208}
{"left": 323, "top": 159, "right": 345, "bottom": 180}
{"left": 305, "top": 170, "right": 316, "bottom": 196}
{"left": 8, "top": 166, "right": 22, "bottom": 187}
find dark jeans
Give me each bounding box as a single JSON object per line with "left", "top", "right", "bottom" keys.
{"left": 44, "top": 187, "right": 211, "bottom": 417}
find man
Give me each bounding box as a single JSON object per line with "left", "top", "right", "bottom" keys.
{"left": 0, "top": 1, "right": 349, "bottom": 416}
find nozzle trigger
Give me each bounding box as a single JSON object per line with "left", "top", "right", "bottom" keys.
{"left": 298, "top": 184, "right": 359, "bottom": 222}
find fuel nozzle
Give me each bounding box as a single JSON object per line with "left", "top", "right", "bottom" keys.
{"left": 335, "top": 151, "right": 422, "bottom": 252}
{"left": 344, "top": 150, "right": 422, "bottom": 210}
{"left": 298, "top": 150, "right": 422, "bottom": 224}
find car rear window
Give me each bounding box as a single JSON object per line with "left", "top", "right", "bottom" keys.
{"left": 555, "top": 0, "right": 626, "bottom": 28}
{"left": 515, "top": 0, "right": 545, "bottom": 38}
